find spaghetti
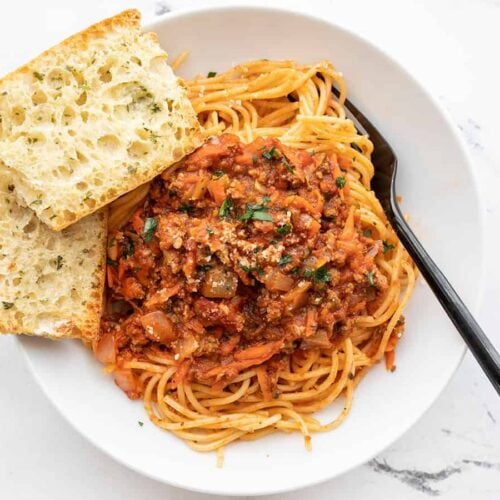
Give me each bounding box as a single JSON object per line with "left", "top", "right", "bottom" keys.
{"left": 98, "top": 58, "right": 416, "bottom": 455}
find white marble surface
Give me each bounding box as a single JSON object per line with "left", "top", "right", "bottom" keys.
{"left": 0, "top": 0, "right": 499, "bottom": 498}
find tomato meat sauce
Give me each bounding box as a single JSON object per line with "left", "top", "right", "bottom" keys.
{"left": 98, "top": 134, "right": 388, "bottom": 399}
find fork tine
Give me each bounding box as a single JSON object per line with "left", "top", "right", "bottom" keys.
{"left": 331, "top": 86, "right": 395, "bottom": 213}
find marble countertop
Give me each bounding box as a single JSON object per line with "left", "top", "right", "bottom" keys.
{"left": 0, "top": 0, "right": 498, "bottom": 499}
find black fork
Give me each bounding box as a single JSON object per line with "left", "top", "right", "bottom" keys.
{"left": 333, "top": 88, "right": 500, "bottom": 395}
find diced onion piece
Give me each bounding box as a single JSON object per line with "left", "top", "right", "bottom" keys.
{"left": 300, "top": 330, "right": 331, "bottom": 349}
{"left": 264, "top": 269, "right": 294, "bottom": 292}
{"left": 177, "top": 333, "right": 199, "bottom": 359}
{"left": 201, "top": 267, "right": 238, "bottom": 299}
{"left": 140, "top": 311, "right": 177, "bottom": 343}
{"left": 113, "top": 369, "right": 139, "bottom": 398}
{"left": 283, "top": 281, "right": 311, "bottom": 311}
{"left": 94, "top": 332, "right": 116, "bottom": 364}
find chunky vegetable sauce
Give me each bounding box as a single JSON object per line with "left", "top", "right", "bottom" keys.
{"left": 99, "top": 134, "right": 390, "bottom": 399}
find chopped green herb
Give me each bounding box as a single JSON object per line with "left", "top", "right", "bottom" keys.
{"left": 122, "top": 238, "right": 135, "bottom": 259}
{"left": 219, "top": 197, "right": 233, "bottom": 219}
{"left": 262, "top": 146, "right": 279, "bottom": 160}
{"left": 251, "top": 211, "right": 274, "bottom": 222}
{"left": 351, "top": 142, "right": 363, "bottom": 153}
{"left": 56, "top": 255, "right": 64, "bottom": 270}
{"left": 367, "top": 270, "right": 376, "bottom": 287}
{"left": 212, "top": 170, "right": 225, "bottom": 178}
{"left": 108, "top": 237, "right": 116, "bottom": 248}
{"left": 278, "top": 255, "right": 292, "bottom": 267}
{"left": 30, "top": 199, "right": 43, "bottom": 206}
{"left": 252, "top": 154, "right": 258, "bottom": 164}
{"left": 197, "top": 264, "right": 212, "bottom": 272}
{"left": 206, "top": 225, "right": 214, "bottom": 236}
{"left": 143, "top": 217, "right": 159, "bottom": 242}
{"left": 383, "top": 241, "right": 395, "bottom": 253}
{"left": 363, "top": 229, "right": 372, "bottom": 238}
{"left": 336, "top": 176, "right": 346, "bottom": 189}
{"left": 207, "top": 71, "right": 217, "bottom": 78}
{"left": 253, "top": 246, "right": 261, "bottom": 254}
{"left": 179, "top": 202, "right": 195, "bottom": 215}
{"left": 239, "top": 197, "right": 273, "bottom": 222}
{"left": 2, "top": 301, "right": 14, "bottom": 310}
{"left": 304, "top": 265, "right": 331, "bottom": 283}
{"left": 33, "top": 71, "right": 44, "bottom": 81}
{"left": 150, "top": 102, "right": 161, "bottom": 113}
{"left": 276, "top": 223, "right": 292, "bottom": 236}
{"left": 240, "top": 264, "right": 264, "bottom": 275}
{"left": 282, "top": 156, "right": 295, "bottom": 173}
{"left": 138, "top": 421, "right": 144, "bottom": 427}
{"left": 290, "top": 267, "right": 299, "bottom": 277}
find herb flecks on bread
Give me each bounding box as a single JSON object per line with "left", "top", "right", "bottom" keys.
{"left": 0, "top": 175, "right": 107, "bottom": 339}
{"left": 0, "top": 9, "right": 201, "bottom": 231}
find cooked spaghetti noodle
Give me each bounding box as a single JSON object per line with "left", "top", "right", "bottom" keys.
{"left": 99, "top": 58, "right": 416, "bottom": 455}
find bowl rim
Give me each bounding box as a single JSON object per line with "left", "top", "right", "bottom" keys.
{"left": 19, "top": 4, "right": 486, "bottom": 496}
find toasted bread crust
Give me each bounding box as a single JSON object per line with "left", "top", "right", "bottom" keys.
{"left": 0, "top": 177, "right": 107, "bottom": 340}
{"left": 0, "top": 10, "right": 201, "bottom": 231}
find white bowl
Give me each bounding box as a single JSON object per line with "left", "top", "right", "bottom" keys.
{"left": 20, "top": 6, "right": 484, "bottom": 496}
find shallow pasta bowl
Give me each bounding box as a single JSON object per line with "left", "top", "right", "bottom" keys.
{"left": 19, "top": 5, "right": 484, "bottom": 496}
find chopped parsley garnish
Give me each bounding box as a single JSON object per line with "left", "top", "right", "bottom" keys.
{"left": 282, "top": 156, "right": 295, "bottom": 173}
{"left": 30, "top": 199, "right": 43, "bottom": 206}
{"left": 351, "top": 142, "right": 363, "bottom": 153}
{"left": 367, "top": 270, "right": 376, "bottom": 287}
{"left": 240, "top": 264, "right": 264, "bottom": 275}
{"left": 262, "top": 146, "right": 279, "bottom": 160}
{"left": 33, "top": 71, "right": 44, "bottom": 81}
{"left": 197, "top": 264, "right": 212, "bottom": 272}
{"left": 150, "top": 102, "right": 161, "bottom": 113}
{"left": 138, "top": 421, "right": 144, "bottom": 427}
{"left": 304, "top": 264, "right": 331, "bottom": 283}
{"left": 179, "top": 202, "right": 195, "bottom": 215}
{"left": 2, "top": 301, "right": 14, "bottom": 310}
{"left": 336, "top": 176, "right": 346, "bottom": 189}
{"left": 56, "top": 255, "right": 64, "bottom": 270}
{"left": 108, "top": 237, "right": 116, "bottom": 248}
{"left": 383, "top": 241, "right": 395, "bottom": 253}
{"left": 207, "top": 71, "right": 217, "bottom": 78}
{"left": 276, "top": 223, "right": 292, "bottom": 236}
{"left": 363, "top": 229, "right": 372, "bottom": 238}
{"left": 212, "top": 170, "right": 225, "bottom": 178}
{"left": 219, "top": 197, "right": 233, "bottom": 219}
{"left": 290, "top": 267, "right": 299, "bottom": 276}
{"left": 122, "top": 238, "right": 135, "bottom": 259}
{"left": 278, "top": 255, "right": 292, "bottom": 267}
{"left": 252, "top": 154, "right": 258, "bottom": 164}
{"left": 239, "top": 196, "right": 273, "bottom": 222}
{"left": 206, "top": 225, "right": 214, "bottom": 236}
{"left": 143, "top": 217, "right": 159, "bottom": 242}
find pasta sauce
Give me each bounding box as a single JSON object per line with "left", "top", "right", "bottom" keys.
{"left": 99, "top": 134, "right": 393, "bottom": 399}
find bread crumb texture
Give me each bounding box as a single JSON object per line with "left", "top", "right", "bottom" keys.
{"left": 0, "top": 9, "right": 201, "bottom": 231}
{"left": 0, "top": 173, "right": 107, "bottom": 339}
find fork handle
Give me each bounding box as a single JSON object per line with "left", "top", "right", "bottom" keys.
{"left": 391, "top": 205, "right": 500, "bottom": 395}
